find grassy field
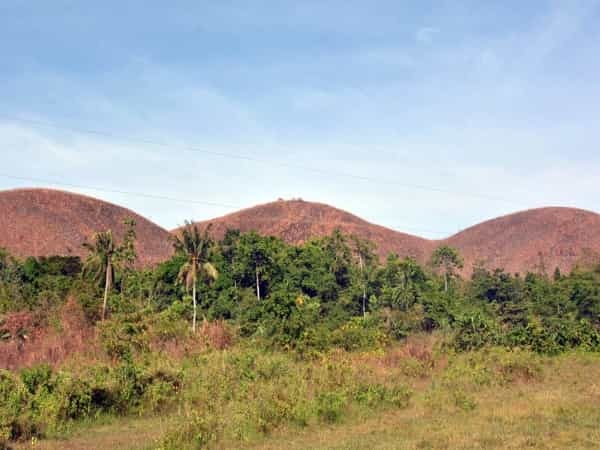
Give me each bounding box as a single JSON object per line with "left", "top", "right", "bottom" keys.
{"left": 13, "top": 348, "right": 600, "bottom": 450}
{"left": 249, "top": 356, "right": 600, "bottom": 449}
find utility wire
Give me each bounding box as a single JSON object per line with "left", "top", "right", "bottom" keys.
{"left": 0, "top": 114, "right": 525, "bottom": 207}
{"left": 0, "top": 173, "right": 241, "bottom": 209}
{"left": 0, "top": 173, "right": 455, "bottom": 236}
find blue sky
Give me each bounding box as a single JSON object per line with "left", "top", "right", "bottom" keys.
{"left": 1, "top": 1, "right": 599, "bottom": 237}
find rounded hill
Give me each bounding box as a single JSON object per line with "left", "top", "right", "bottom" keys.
{"left": 0, "top": 188, "right": 173, "bottom": 266}
{"left": 183, "top": 199, "right": 434, "bottom": 262}
{"left": 444, "top": 207, "right": 600, "bottom": 274}
{"left": 187, "top": 200, "right": 600, "bottom": 275}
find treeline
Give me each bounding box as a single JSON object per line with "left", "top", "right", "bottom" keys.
{"left": 1, "top": 223, "right": 600, "bottom": 355}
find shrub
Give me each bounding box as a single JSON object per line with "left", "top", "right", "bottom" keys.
{"left": 99, "top": 314, "right": 149, "bottom": 361}
{"left": 387, "top": 385, "right": 413, "bottom": 408}
{"left": 399, "top": 357, "right": 431, "bottom": 378}
{"left": 140, "top": 369, "right": 182, "bottom": 414}
{"left": 316, "top": 391, "right": 347, "bottom": 423}
{"left": 147, "top": 301, "right": 189, "bottom": 344}
{"left": 452, "top": 389, "right": 477, "bottom": 411}
{"left": 112, "top": 361, "right": 145, "bottom": 413}
{"left": 491, "top": 349, "right": 542, "bottom": 384}
{"left": 331, "top": 317, "right": 387, "bottom": 351}
{"left": 0, "top": 370, "right": 31, "bottom": 442}
{"left": 20, "top": 365, "right": 53, "bottom": 395}
{"left": 354, "top": 382, "right": 412, "bottom": 409}
{"left": 354, "top": 383, "right": 387, "bottom": 407}
{"left": 452, "top": 313, "right": 501, "bottom": 351}
{"left": 159, "top": 411, "right": 223, "bottom": 450}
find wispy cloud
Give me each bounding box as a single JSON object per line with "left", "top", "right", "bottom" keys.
{"left": 415, "top": 27, "right": 440, "bottom": 44}
{"left": 1, "top": 1, "right": 600, "bottom": 234}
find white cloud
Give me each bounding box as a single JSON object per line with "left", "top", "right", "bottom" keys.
{"left": 416, "top": 27, "right": 440, "bottom": 44}
{"left": 2, "top": 2, "right": 600, "bottom": 235}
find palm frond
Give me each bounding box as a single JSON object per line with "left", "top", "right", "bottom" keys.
{"left": 176, "top": 261, "right": 191, "bottom": 284}
{"left": 202, "top": 262, "right": 218, "bottom": 280}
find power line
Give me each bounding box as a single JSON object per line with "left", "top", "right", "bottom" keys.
{"left": 0, "top": 173, "right": 241, "bottom": 209}
{"left": 0, "top": 173, "right": 455, "bottom": 237}
{"left": 0, "top": 114, "right": 525, "bottom": 207}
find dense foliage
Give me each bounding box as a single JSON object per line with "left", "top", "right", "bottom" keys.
{"left": 2, "top": 227, "right": 600, "bottom": 355}
{"left": 1, "top": 224, "right": 600, "bottom": 447}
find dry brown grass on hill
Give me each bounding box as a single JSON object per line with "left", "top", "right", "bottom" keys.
{"left": 185, "top": 199, "right": 600, "bottom": 275}
{"left": 445, "top": 206, "right": 600, "bottom": 275}
{"left": 1, "top": 188, "right": 599, "bottom": 275}
{"left": 0, "top": 188, "right": 173, "bottom": 267}
{"left": 0, "top": 297, "right": 95, "bottom": 370}
{"left": 186, "top": 199, "right": 434, "bottom": 263}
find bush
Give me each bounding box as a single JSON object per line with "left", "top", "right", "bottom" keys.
{"left": 20, "top": 365, "right": 53, "bottom": 395}
{"left": 99, "top": 314, "right": 149, "bottom": 361}
{"left": 112, "top": 362, "right": 145, "bottom": 413}
{"left": 159, "top": 411, "right": 222, "bottom": 450}
{"left": 354, "top": 383, "right": 387, "bottom": 407}
{"left": 331, "top": 317, "right": 387, "bottom": 351}
{"left": 0, "top": 371, "right": 29, "bottom": 442}
{"left": 316, "top": 391, "right": 347, "bottom": 423}
{"left": 452, "top": 313, "right": 501, "bottom": 351}
{"left": 387, "top": 385, "right": 413, "bottom": 408}
{"left": 147, "top": 301, "right": 189, "bottom": 344}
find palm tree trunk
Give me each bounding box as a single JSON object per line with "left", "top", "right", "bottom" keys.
{"left": 255, "top": 266, "right": 261, "bottom": 301}
{"left": 102, "top": 260, "right": 112, "bottom": 320}
{"left": 362, "top": 285, "right": 367, "bottom": 317}
{"left": 359, "top": 254, "right": 366, "bottom": 317}
{"left": 192, "top": 281, "right": 197, "bottom": 333}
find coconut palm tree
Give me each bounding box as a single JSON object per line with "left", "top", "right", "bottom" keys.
{"left": 83, "top": 230, "right": 117, "bottom": 321}
{"left": 83, "top": 219, "right": 137, "bottom": 321}
{"left": 351, "top": 235, "right": 376, "bottom": 317}
{"left": 173, "top": 222, "right": 218, "bottom": 332}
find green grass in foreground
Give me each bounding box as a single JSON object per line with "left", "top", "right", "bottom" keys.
{"left": 13, "top": 346, "right": 600, "bottom": 450}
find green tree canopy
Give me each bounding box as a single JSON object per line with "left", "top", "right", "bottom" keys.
{"left": 431, "top": 245, "right": 464, "bottom": 292}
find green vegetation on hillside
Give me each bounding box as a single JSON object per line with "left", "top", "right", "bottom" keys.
{"left": 1, "top": 221, "right": 600, "bottom": 448}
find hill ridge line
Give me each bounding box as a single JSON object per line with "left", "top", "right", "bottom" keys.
{"left": 1, "top": 188, "right": 599, "bottom": 274}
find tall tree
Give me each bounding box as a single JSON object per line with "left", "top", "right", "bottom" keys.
{"left": 232, "top": 232, "right": 278, "bottom": 301}
{"left": 431, "top": 245, "right": 464, "bottom": 292}
{"left": 82, "top": 219, "right": 137, "bottom": 320}
{"left": 322, "top": 229, "right": 353, "bottom": 288}
{"left": 381, "top": 255, "right": 427, "bottom": 310}
{"left": 173, "top": 222, "right": 218, "bottom": 332}
{"left": 351, "top": 236, "right": 376, "bottom": 316}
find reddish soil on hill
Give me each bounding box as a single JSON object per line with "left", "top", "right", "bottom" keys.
{"left": 1, "top": 189, "right": 598, "bottom": 275}
{"left": 444, "top": 207, "right": 600, "bottom": 275}
{"left": 187, "top": 199, "right": 434, "bottom": 263}
{"left": 0, "top": 188, "right": 173, "bottom": 266}
{"left": 188, "top": 200, "right": 600, "bottom": 275}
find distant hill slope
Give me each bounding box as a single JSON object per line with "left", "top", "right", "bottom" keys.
{"left": 0, "top": 188, "right": 173, "bottom": 266}
{"left": 185, "top": 199, "right": 434, "bottom": 262}
{"left": 2, "top": 189, "right": 598, "bottom": 274}
{"left": 444, "top": 207, "right": 600, "bottom": 275}
{"left": 186, "top": 200, "right": 600, "bottom": 274}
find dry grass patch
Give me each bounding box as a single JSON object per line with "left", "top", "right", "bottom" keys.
{"left": 247, "top": 351, "right": 600, "bottom": 450}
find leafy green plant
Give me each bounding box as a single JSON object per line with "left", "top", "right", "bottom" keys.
{"left": 316, "top": 391, "right": 347, "bottom": 423}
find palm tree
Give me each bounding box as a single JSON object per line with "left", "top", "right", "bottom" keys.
{"left": 351, "top": 236, "right": 376, "bottom": 317}
{"left": 173, "top": 222, "right": 218, "bottom": 332}
{"left": 83, "top": 230, "right": 117, "bottom": 321}
{"left": 83, "top": 219, "right": 137, "bottom": 321}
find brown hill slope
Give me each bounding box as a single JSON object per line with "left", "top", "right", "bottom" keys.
{"left": 188, "top": 200, "right": 600, "bottom": 274}
{"left": 187, "top": 199, "right": 434, "bottom": 262}
{"left": 0, "top": 188, "right": 173, "bottom": 266}
{"left": 444, "top": 207, "right": 600, "bottom": 275}
{"left": 2, "top": 189, "right": 597, "bottom": 274}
